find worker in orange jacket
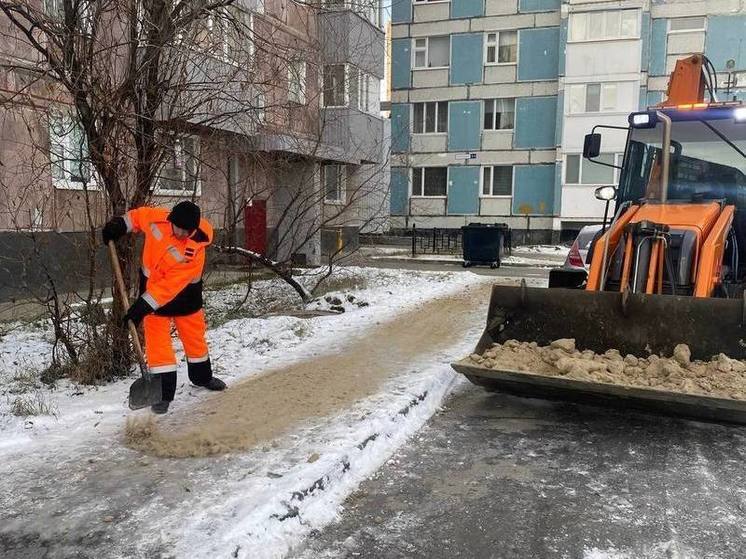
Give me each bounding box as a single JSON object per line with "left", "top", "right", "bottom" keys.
{"left": 102, "top": 201, "right": 226, "bottom": 414}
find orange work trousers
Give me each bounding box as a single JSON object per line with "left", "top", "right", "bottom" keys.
{"left": 143, "top": 310, "right": 210, "bottom": 374}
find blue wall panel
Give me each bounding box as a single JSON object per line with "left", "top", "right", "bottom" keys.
{"left": 512, "top": 165, "right": 556, "bottom": 215}
{"left": 519, "top": 0, "right": 560, "bottom": 12}
{"left": 451, "top": 0, "right": 483, "bottom": 19}
{"left": 391, "top": 0, "right": 412, "bottom": 23}
{"left": 450, "top": 33, "right": 484, "bottom": 85}
{"left": 448, "top": 101, "right": 482, "bottom": 151}
{"left": 391, "top": 39, "right": 411, "bottom": 89}
{"left": 706, "top": 16, "right": 746, "bottom": 71}
{"left": 640, "top": 12, "right": 651, "bottom": 72}
{"left": 558, "top": 18, "right": 567, "bottom": 76}
{"left": 554, "top": 91, "right": 564, "bottom": 145}
{"left": 518, "top": 27, "right": 560, "bottom": 81}
{"left": 447, "top": 166, "right": 480, "bottom": 215}
{"left": 649, "top": 19, "right": 667, "bottom": 76}
{"left": 514, "top": 96, "right": 557, "bottom": 149}
{"left": 391, "top": 104, "right": 411, "bottom": 153}
{"left": 390, "top": 168, "right": 409, "bottom": 215}
{"left": 639, "top": 87, "right": 648, "bottom": 110}
{"left": 647, "top": 90, "right": 663, "bottom": 107}
{"left": 553, "top": 164, "right": 562, "bottom": 216}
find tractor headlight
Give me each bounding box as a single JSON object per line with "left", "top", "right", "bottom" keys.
{"left": 629, "top": 111, "right": 658, "bottom": 128}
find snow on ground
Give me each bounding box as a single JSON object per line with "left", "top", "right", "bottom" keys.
{"left": 514, "top": 244, "right": 570, "bottom": 256}
{"left": 0, "top": 265, "right": 509, "bottom": 558}
{"left": 500, "top": 255, "right": 563, "bottom": 267}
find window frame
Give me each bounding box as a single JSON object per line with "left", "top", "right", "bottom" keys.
{"left": 253, "top": 89, "right": 266, "bottom": 124}
{"left": 483, "top": 30, "right": 518, "bottom": 66}
{"left": 154, "top": 135, "right": 202, "bottom": 197}
{"left": 567, "top": 82, "right": 620, "bottom": 114}
{"left": 564, "top": 153, "right": 621, "bottom": 186}
{"left": 568, "top": 9, "right": 640, "bottom": 43}
{"left": 412, "top": 101, "right": 448, "bottom": 135}
{"left": 667, "top": 16, "right": 706, "bottom": 34}
{"left": 288, "top": 59, "right": 307, "bottom": 105}
{"left": 410, "top": 166, "right": 448, "bottom": 198}
{"left": 48, "top": 112, "right": 98, "bottom": 191}
{"left": 411, "top": 36, "right": 450, "bottom": 70}
{"left": 357, "top": 69, "right": 380, "bottom": 114}
{"left": 479, "top": 165, "right": 514, "bottom": 198}
{"left": 482, "top": 98, "right": 516, "bottom": 131}
{"left": 322, "top": 163, "right": 347, "bottom": 204}
{"left": 413, "top": 0, "right": 451, "bottom": 4}
{"left": 323, "top": 64, "right": 349, "bottom": 108}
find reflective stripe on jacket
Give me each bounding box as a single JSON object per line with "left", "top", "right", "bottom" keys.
{"left": 125, "top": 206, "right": 213, "bottom": 316}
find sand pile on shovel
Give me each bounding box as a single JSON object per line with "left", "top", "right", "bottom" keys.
{"left": 464, "top": 339, "right": 746, "bottom": 400}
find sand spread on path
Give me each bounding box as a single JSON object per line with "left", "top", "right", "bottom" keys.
{"left": 125, "top": 281, "right": 492, "bottom": 458}
{"left": 462, "top": 339, "right": 746, "bottom": 400}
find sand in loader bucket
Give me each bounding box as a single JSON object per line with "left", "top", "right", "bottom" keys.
{"left": 123, "top": 280, "right": 493, "bottom": 458}
{"left": 463, "top": 339, "right": 746, "bottom": 401}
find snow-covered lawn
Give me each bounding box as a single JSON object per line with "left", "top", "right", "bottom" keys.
{"left": 0, "top": 265, "right": 537, "bottom": 558}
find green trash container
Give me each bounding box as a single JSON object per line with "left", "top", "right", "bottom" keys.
{"left": 461, "top": 223, "right": 511, "bottom": 268}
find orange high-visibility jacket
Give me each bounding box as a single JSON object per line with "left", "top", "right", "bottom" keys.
{"left": 124, "top": 206, "right": 213, "bottom": 316}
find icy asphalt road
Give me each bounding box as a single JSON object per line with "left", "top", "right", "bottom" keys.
{"left": 293, "top": 384, "right": 746, "bottom": 559}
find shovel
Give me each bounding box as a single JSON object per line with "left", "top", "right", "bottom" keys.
{"left": 107, "top": 241, "right": 162, "bottom": 410}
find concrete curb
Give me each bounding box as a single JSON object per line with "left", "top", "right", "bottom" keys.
{"left": 366, "top": 256, "right": 561, "bottom": 269}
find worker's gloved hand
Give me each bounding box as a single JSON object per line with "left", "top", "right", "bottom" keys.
{"left": 102, "top": 217, "right": 127, "bottom": 245}
{"left": 123, "top": 296, "right": 154, "bottom": 327}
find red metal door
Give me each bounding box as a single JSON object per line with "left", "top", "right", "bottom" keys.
{"left": 244, "top": 199, "right": 267, "bottom": 255}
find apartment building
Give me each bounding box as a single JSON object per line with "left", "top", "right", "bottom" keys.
{"left": 389, "top": 0, "right": 746, "bottom": 241}
{"left": 0, "top": 0, "right": 386, "bottom": 272}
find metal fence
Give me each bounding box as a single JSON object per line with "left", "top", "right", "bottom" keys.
{"left": 410, "top": 225, "right": 463, "bottom": 256}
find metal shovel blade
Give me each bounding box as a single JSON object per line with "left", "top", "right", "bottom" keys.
{"left": 128, "top": 373, "right": 163, "bottom": 410}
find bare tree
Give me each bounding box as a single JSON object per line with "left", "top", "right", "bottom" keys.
{"left": 0, "top": 0, "right": 390, "bottom": 380}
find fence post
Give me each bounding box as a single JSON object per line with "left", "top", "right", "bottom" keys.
{"left": 411, "top": 223, "right": 416, "bottom": 257}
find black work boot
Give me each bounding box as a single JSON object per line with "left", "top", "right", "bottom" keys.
{"left": 151, "top": 401, "right": 170, "bottom": 414}
{"left": 204, "top": 377, "right": 226, "bottom": 391}
{"left": 188, "top": 358, "right": 225, "bottom": 391}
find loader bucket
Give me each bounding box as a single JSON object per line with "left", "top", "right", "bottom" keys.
{"left": 452, "top": 284, "right": 746, "bottom": 424}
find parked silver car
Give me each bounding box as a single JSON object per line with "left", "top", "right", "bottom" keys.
{"left": 563, "top": 224, "right": 603, "bottom": 270}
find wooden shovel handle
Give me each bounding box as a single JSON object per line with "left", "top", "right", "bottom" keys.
{"left": 107, "top": 241, "right": 148, "bottom": 371}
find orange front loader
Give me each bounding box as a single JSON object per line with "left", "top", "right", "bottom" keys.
{"left": 452, "top": 55, "right": 746, "bottom": 423}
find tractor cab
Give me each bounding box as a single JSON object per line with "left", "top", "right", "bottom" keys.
{"left": 588, "top": 103, "right": 746, "bottom": 297}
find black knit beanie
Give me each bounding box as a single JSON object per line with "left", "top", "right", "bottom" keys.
{"left": 168, "top": 201, "right": 201, "bottom": 231}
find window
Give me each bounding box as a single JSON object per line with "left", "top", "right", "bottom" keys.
{"left": 323, "top": 64, "right": 347, "bottom": 107}
{"left": 481, "top": 166, "right": 513, "bottom": 197}
{"left": 668, "top": 17, "right": 705, "bottom": 33}
{"left": 44, "top": 0, "right": 63, "bottom": 17}
{"left": 412, "top": 167, "right": 447, "bottom": 197}
{"left": 414, "top": 0, "right": 448, "bottom": 3}
{"left": 44, "top": 0, "right": 91, "bottom": 31}
{"left": 357, "top": 70, "right": 380, "bottom": 114}
{"left": 569, "top": 10, "right": 639, "bottom": 42}
{"left": 568, "top": 83, "right": 618, "bottom": 114}
{"left": 253, "top": 89, "right": 266, "bottom": 123}
{"left": 156, "top": 136, "right": 200, "bottom": 194}
{"left": 565, "top": 153, "right": 619, "bottom": 185}
{"left": 484, "top": 31, "right": 517, "bottom": 64}
{"left": 288, "top": 60, "right": 306, "bottom": 104}
{"left": 483, "top": 98, "right": 515, "bottom": 130}
{"left": 323, "top": 164, "right": 346, "bottom": 203}
{"left": 351, "top": 0, "right": 381, "bottom": 27}
{"left": 412, "top": 36, "right": 450, "bottom": 69}
{"left": 49, "top": 113, "right": 93, "bottom": 189}
{"left": 413, "top": 101, "right": 448, "bottom": 134}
